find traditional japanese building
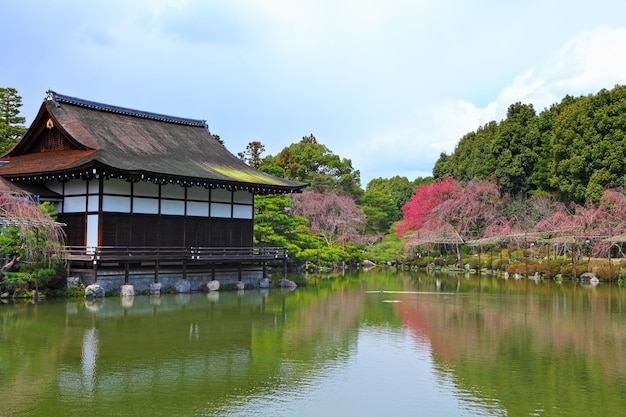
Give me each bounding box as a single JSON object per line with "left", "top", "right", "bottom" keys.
{"left": 0, "top": 91, "right": 307, "bottom": 291}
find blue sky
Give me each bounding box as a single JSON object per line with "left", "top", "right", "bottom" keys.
{"left": 3, "top": 0, "right": 626, "bottom": 186}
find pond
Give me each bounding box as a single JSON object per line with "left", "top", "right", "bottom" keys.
{"left": 1, "top": 270, "right": 626, "bottom": 416}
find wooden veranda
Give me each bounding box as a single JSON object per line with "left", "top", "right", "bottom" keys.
{"left": 64, "top": 246, "right": 289, "bottom": 285}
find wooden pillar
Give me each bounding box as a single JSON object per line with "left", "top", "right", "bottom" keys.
{"left": 154, "top": 260, "right": 159, "bottom": 283}
{"left": 262, "top": 262, "right": 267, "bottom": 278}
{"left": 92, "top": 259, "right": 98, "bottom": 284}
{"left": 283, "top": 257, "right": 287, "bottom": 279}
{"left": 238, "top": 263, "right": 242, "bottom": 281}
{"left": 124, "top": 262, "right": 129, "bottom": 285}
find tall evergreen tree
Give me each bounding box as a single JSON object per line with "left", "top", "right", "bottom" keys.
{"left": 0, "top": 87, "right": 27, "bottom": 155}
{"left": 263, "top": 134, "right": 362, "bottom": 198}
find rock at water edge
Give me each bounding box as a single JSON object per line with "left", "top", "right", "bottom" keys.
{"left": 85, "top": 284, "right": 105, "bottom": 298}
{"left": 207, "top": 279, "right": 220, "bottom": 292}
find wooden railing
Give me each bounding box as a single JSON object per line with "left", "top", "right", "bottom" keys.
{"left": 63, "top": 246, "right": 288, "bottom": 262}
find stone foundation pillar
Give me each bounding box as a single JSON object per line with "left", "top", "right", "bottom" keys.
{"left": 150, "top": 282, "right": 162, "bottom": 295}
{"left": 120, "top": 284, "right": 135, "bottom": 296}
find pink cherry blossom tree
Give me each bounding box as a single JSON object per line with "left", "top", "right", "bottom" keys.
{"left": 290, "top": 190, "right": 366, "bottom": 248}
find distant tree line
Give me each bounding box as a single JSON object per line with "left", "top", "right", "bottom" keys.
{"left": 433, "top": 85, "right": 626, "bottom": 203}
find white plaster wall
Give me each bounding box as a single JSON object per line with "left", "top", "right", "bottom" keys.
{"left": 211, "top": 203, "right": 231, "bottom": 218}
{"left": 233, "top": 191, "right": 253, "bottom": 204}
{"left": 102, "top": 178, "right": 130, "bottom": 195}
{"left": 102, "top": 195, "right": 130, "bottom": 212}
{"left": 187, "top": 187, "right": 209, "bottom": 201}
{"left": 161, "top": 199, "right": 185, "bottom": 215}
{"left": 187, "top": 201, "right": 209, "bottom": 216}
{"left": 64, "top": 180, "right": 87, "bottom": 195}
{"left": 133, "top": 197, "right": 159, "bottom": 214}
{"left": 161, "top": 183, "right": 185, "bottom": 199}
{"left": 86, "top": 214, "right": 99, "bottom": 249}
{"left": 212, "top": 188, "right": 231, "bottom": 202}
{"left": 133, "top": 181, "right": 159, "bottom": 197}
{"left": 64, "top": 196, "right": 86, "bottom": 213}
{"left": 233, "top": 204, "right": 253, "bottom": 219}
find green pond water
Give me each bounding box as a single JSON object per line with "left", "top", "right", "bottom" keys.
{"left": 1, "top": 270, "right": 626, "bottom": 417}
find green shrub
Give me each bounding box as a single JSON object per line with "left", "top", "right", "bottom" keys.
{"left": 4, "top": 258, "right": 67, "bottom": 293}
{"left": 593, "top": 265, "right": 613, "bottom": 281}
{"left": 105, "top": 288, "right": 118, "bottom": 297}
{"left": 559, "top": 263, "right": 588, "bottom": 279}
{"left": 534, "top": 260, "right": 562, "bottom": 277}
{"left": 490, "top": 258, "right": 504, "bottom": 271}
{"left": 506, "top": 262, "right": 524, "bottom": 275}
{"left": 466, "top": 256, "right": 481, "bottom": 269}
{"left": 65, "top": 285, "right": 85, "bottom": 298}
{"left": 12, "top": 287, "right": 33, "bottom": 298}
{"left": 1, "top": 272, "right": 32, "bottom": 294}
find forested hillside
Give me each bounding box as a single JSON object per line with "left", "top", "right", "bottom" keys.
{"left": 433, "top": 85, "right": 626, "bottom": 203}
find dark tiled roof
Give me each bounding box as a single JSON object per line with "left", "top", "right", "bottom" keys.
{"left": 0, "top": 91, "right": 307, "bottom": 194}
{"left": 0, "top": 150, "right": 97, "bottom": 176}
{"left": 47, "top": 91, "right": 207, "bottom": 127}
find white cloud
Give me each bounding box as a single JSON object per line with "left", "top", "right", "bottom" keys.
{"left": 493, "top": 26, "right": 626, "bottom": 114}
{"left": 5, "top": 2, "right": 626, "bottom": 188}
{"left": 551, "top": 26, "right": 626, "bottom": 94}
{"left": 353, "top": 26, "right": 626, "bottom": 185}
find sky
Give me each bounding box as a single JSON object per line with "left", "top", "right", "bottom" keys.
{"left": 3, "top": 0, "right": 626, "bottom": 187}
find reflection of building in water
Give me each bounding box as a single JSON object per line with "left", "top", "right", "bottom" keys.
{"left": 59, "top": 293, "right": 266, "bottom": 399}
{"left": 81, "top": 328, "right": 99, "bottom": 396}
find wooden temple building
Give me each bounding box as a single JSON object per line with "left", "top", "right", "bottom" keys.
{"left": 0, "top": 91, "right": 307, "bottom": 292}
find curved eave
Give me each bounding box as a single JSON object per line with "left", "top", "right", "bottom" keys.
{"left": 6, "top": 163, "right": 308, "bottom": 195}
{"left": 0, "top": 150, "right": 98, "bottom": 177}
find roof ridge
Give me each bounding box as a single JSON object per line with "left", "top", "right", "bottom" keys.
{"left": 45, "top": 90, "right": 208, "bottom": 128}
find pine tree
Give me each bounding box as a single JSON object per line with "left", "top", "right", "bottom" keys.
{"left": 0, "top": 87, "right": 27, "bottom": 155}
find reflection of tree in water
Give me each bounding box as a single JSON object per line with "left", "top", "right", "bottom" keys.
{"left": 395, "top": 281, "right": 626, "bottom": 416}
{"left": 77, "top": 328, "right": 99, "bottom": 397}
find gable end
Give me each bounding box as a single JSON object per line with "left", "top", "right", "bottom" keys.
{"left": 25, "top": 120, "right": 80, "bottom": 153}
